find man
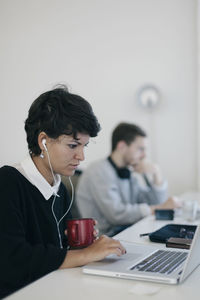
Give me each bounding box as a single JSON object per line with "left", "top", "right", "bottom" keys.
{"left": 76, "top": 122, "right": 179, "bottom": 236}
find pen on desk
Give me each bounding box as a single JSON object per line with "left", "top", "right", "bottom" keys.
{"left": 139, "top": 232, "right": 151, "bottom": 237}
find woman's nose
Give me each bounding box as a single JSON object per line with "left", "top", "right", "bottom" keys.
{"left": 74, "top": 148, "right": 85, "bottom": 161}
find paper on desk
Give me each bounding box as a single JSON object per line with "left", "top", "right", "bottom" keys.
{"left": 129, "top": 283, "right": 161, "bottom": 295}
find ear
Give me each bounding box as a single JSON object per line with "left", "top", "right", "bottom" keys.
{"left": 38, "top": 132, "right": 47, "bottom": 152}
{"left": 117, "top": 141, "right": 127, "bottom": 151}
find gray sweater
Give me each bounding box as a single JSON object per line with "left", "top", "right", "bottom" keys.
{"left": 76, "top": 158, "right": 168, "bottom": 236}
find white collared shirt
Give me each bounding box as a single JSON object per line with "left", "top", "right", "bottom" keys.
{"left": 14, "top": 155, "right": 61, "bottom": 200}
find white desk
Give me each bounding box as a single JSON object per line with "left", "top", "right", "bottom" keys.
{"left": 6, "top": 212, "right": 200, "bottom": 300}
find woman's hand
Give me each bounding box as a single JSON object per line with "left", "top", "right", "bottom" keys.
{"left": 59, "top": 235, "right": 126, "bottom": 269}
{"left": 83, "top": 235, "right": 126, "bottom": 262}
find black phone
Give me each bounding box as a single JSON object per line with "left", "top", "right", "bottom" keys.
{"left": 155, "top": 209, "right": 174, "bottom": 220}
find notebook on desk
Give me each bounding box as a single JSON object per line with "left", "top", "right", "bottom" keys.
{"left": 82, "top": 225, "right": 200, "bottom": 284}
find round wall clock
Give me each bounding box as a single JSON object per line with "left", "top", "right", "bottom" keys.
{"left": 137, "top": 85, "right": 161, "bottom": 109}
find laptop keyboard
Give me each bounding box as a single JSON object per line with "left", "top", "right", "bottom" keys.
{"left": 130, "top": 250, "right": 188, "bottom": 274}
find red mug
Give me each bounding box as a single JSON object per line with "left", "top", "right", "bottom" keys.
{"left": 66, "top": 218, "right": 95, "bottom": 248}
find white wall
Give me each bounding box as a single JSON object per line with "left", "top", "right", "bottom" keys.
{"left": 0, "top": 0, "right": 197, "bottom": 195}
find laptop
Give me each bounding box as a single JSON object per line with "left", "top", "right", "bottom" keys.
{"left": 82, "top": 225, "right": 200, "bottom": 284}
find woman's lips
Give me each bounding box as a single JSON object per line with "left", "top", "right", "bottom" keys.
{"left": 69, "top": 164, "right": 79, "bottom": 169}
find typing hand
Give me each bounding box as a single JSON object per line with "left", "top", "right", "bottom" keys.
{"left": 83, "top": 235, "right": 127, "bottom": 262}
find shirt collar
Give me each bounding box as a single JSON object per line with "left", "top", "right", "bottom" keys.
{"left": 14, "top": 155, "right": 61, "bottom": 200}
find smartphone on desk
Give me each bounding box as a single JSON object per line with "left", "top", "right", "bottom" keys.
{"left": 155, "top": 209, "right": 174, "bottom": 220}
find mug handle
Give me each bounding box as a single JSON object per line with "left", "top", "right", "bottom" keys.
{"left": 71, "top": 224, "right": 79, "bottom": 244}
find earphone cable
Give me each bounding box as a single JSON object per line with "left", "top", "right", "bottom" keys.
{"left": 46, "top": 148, "right": 56, "bottom": 185}
{"left": 57, "top": 176, "right": 74, "bottom": 226}
{"left": 46, "top": 147, "right": 74, "bottom": 249}
{"left": 50, "top": 176, "right": 74, "bottom": 249}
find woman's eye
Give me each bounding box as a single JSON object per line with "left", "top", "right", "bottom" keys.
{"left": 68, "top": 144, "right": 77, "bottom": 149}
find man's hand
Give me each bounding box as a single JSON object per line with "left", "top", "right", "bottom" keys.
{"left": 133, "top": 160, "right": 163, "bottom": 186}
{"left": 150, "top": 196, "right": 182, "bottom": 214}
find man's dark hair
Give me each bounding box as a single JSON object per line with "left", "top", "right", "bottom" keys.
{"left": 25, "top": 85, "right": 101, "bottom": 155}
{"left": 111, "top": 122, "right": 146, "bottom": 151}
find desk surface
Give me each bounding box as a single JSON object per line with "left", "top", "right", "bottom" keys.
{"left": 6, "top": 208, "right": 200, "bottom": 300}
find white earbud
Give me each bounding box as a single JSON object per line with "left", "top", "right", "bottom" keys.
{"left": 42, "top": 139, "right": 47, "bottom": 151}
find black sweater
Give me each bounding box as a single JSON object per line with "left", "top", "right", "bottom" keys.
{"left": 0, "top": 166, "right": 72, "bottom": 298}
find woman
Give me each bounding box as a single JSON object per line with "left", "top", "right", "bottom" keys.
{"left": 0, "top": 86, "right": 126, "bottom": 298}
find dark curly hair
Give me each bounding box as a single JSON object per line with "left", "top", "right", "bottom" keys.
{"left": 25, "top": 85, "right": 101, "bottom": 155}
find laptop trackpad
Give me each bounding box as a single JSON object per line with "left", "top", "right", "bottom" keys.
{"left": 101, "top": 252, "right": 142, "bottom": 264}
